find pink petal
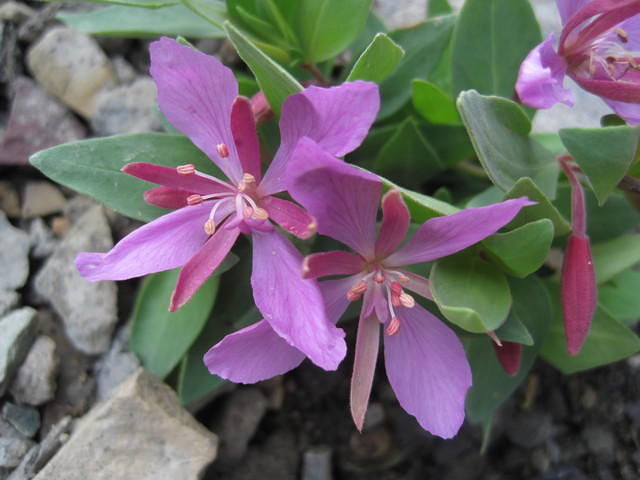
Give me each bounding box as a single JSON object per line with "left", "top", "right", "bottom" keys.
{"left": 260, "top": 196, "right": 317, "bottom": 239}
{"left": 288, "top": 137, "right": 381, "bottom": 258}
{"left": 231, "top": 96, "right": 262, "bottom": 181}
{"left": 149, "top": 37, "right": 243, "bottom": 183}
{"left": 516, "top": 34, "right": 574, "bottom": 109}
{"left": 251, "top": 229, "right": 346, "bottom": 370}
{"left": 260, "top": 81, "right": 380, "bottom": 194}
{"left": 204, "top": 319, "right": 305, "bottom": 383}
{"left": 571, "top": 70, "right": 640, "bottom": 104}
{"left": 144, "top": 186, "right": 193, "bottom": 209}
{"left": 302, "top": 250, "right": 365, "bottom": 279}
{"left": 75, "top": 203, "right": 212, "bottom": 281}
{"left": 386, "top": 198, "right": 534, "bottom": 267}
{"left": 602, "top": 98, "right": 640, "bottom": 124}
{"left": 556, "top": 0, "right": 590, "bottom": 24}
{"left": 384, "top": 304, "right": 472, "bottom": 438}
{"left": 319, "top": 275, "right": 360, "bottom": 325}
{"left": 397, "top": 269, "right": 433, "bottom": 300}
{"left": 170, "top": 224, "right": 240, "bottom": 311}
{"left": 492, "top": 341, "right": 522, "bottom": 376}
{"left": 375, "top": 189, "right": 411, "bottom": 259}
{"left": 351, "top": 312, "right": 380, "bottom": 431}
{"left": 123, "top": 162, "right": 233, "bottom": 195}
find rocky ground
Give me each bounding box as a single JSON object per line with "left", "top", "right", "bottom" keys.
{"left": 0, "top": 1, "right": 639, "bottom": 479}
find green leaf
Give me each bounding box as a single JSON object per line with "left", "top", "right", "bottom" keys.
{"left": 541, "top": 285, "right": 640, "bottom": 374}
{"left": 451, "top": 0, "right": 541, "bottom": 98}
{"left": 224, "top": 21, "right": 302, "bottom": 116}
{"left": 373, "top": 117, "right": 444, "bottom": 189}
{"left": 532, "top": 132, "right": 566, "bottom": 156}
{"left": 482, "top": 219, "right": 554, "bottom": 278}
{"left": 559, "top": 126, "right": 640, "bottom": 204}
{"left": 412, "top": 79, "right": 460, "bottom": 125}
{"left": 130, "top": 256, "right": 236, "bottom": 379}
{"left": 465, "top": 276, "right": 551, "bottom": 424}
{"left": 58, "top": 4, "right": 224, "bottom": 37}
{"left": 592, "top": 234, "right": 640, "bottom": 284}
{"left": 294, "top": 0, "right": 372, "bottom": 64}
{"left": 431, "top": 252, "right": 512, "bottom": 333}
{"left": 42, "top": 0, "right": 177, "bottom": 7}
{"left": 347, "top": 33, "right": 404, "bottom": 83}
{"left": 457, "top": 91, "right": 558, "bottom": 198}
{"left": 182, "top": 0, "right": 227, "bottom": 27}
{"left": 379, "top": 15, "right": 455, "bottom": 119}
{"left": 599, "top": 269, "right": 640, "bottom": 325}
{"left": 29, "top": 133, "right": 220, "bottom": 222}
{"left": 428, "top": 0, "right": 452, "bottom": 16}
{"left": 494, "top": 313, "right": 534, "bottom": 346}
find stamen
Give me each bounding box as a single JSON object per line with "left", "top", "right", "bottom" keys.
{"left": 346, "top": 290, "right": 363, "bottom": 302}
{"left": 242, "top": 173, "right": 256, "bottom": 184}
{"left": 204, "top": 219, "right": 216, "bottom": 235}
{"left": 216, "top": 143, "right": 229, "bottom": 158}
{"left": 487, "top": 331, "right": 503, "bottom": 347}
{"left": 243, "top": 206, "right": 254, "bottom": 219}
{"left": 390, "top": 282, "right": 403, "bottom": 295}
{"left": 616, "top": 27, "right": 628, "bottom": 44}
{"left": 252, "top": 208, "right": 269, "bottom": 221}
{"left": 177, "top": 164, "right": 195, "bottom": 175}
{"left": 186, "top": 194, "right": 203, "bottom": 206}
{"left": 390, "top": 294, "right": 401, "bottom": 307}
{"left": 385, "top": 316, "right": 401, "bottom": 336}
{"left": 399, "top": 292, "right": 415, "bottom": 308}
{"left": 374, "top": 271, "right": 385, "bottom": 284}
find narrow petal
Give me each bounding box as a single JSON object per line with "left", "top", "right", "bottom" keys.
{"left": 556, "top": 0, "right": 590, "bottom": 25}
{"left": 492, "top": 341, "right": 522, "bottom": 376}
{"left": 251, "top": 230, "right": 346, "bottom": 371}
{"left": 288, "top": 137, "right": 381, "bottom": 257}
{"left": 123, "top": 162, "right": 233, "bottom": 195}
{"left": 170, "top": 224, "right": 240, "bottom": 311}
{"left": 320, "top": 275, "right": 360, "bottom": 325}
{"left": 351, "top": 313, "right": 380, "bottom": 431}
{"left": 386, "top": 198, "right": 534, "bottom": 267}
{"left": 75, "top": 203, "right": 211, "bottom": 281}
{"left": 260, "top": 196, "right": 317, "bottom": 239}
{"left": 149, "top": 37, "right": 242, "bottom": 183}
{"left": 516, "top": 34, "right": 574, "bottom": 109}
{"left": 384, "top": 304, "right": 472, "bottom": 438}
{"left": 302, "top": 250, "right": 365, "bottom": 279}
{"left": 231, "top": 96, "right": 262, "bottom": 181}
{"left": 602, "top": 98, "right": 640, "bottom": 124}
{"left": 144, "top": 186, "right": 193, "bottom": 209}
{"left": 571, "top": 70, "right": 640, "bottom": 104}
{"left": 375, "top": 189, "right": 411, "bottom": 259}
{"left": 397, "top": 269, "right": 433, "bottom": 300}
{"left": 204, "top": 319, "right": 305, "bottom": 383}
{"left": 260, "top": 81, "right": 380, "bottom": 194}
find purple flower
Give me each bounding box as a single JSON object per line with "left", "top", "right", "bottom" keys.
{"left": 516, "top": 0, "right": 640, "bottom": 124}
{"left": 74, "top": 37, "right": 380, "bottom": 372}
{"left": 206, "top": 138, "right": 533, "bottom": 438}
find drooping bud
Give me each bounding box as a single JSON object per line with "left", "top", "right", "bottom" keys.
{"left": 216, "top": 143, "right": 229, "bottom": 158}
{"left": 204, "top": 219, "right": 216, "bottom": 235}
{"left": 385, "top": 316, "right": 401, "bottom": 336}
{"left": 492, "top": 341, "right": 522, "bottom": 376}
{"left": 177, "top": 164, "right": 195, "bottom": 175}
{"left": 186, "top": 194, "right": 203, "bottom": 206}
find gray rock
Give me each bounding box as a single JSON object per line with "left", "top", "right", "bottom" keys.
{"left": 506, "top": 412, "right": 553, "bottom": 448}
{"left": 0, "top": 2, "right": 35, "bottom": 23}
{"left": 95, "top": 325, "right": 139, "bottom": 401}
{"left": 91, "top": 77, "right": 162, "bottom": 136}
{"left": 0, "top": 291, "right": 19, "bottom": 317}
{"left": 34, "top": 206, "right": 116, "bottom": 355}
{"left": 583, "top": 424, "right": 616, "bottom": 464}
{"left": 111, "top": 56, "right": 136, "bottom": 84}
{"left": 0, "top": 212, "right": 29, "bottom": 291}
{"left": 302, "top": 447, "right": 333, "bottom": 480}
{"left": 34, "top": 369, "right": 217, "bottom": 480}
{"left": 17, "top": 4, "right": 59, "bottom": 43}
{"left": 0, "top": 418, "right": 21, "bottom": 439}
{"left": 1, "top": 403, "right": 40, "bottom": 439}
{"left": 10, "top": 335, "right": 58, "bottom": 406}
{"left": 0, "top": 438, "right": 34, "bottom": 469}
{"left": 0, "top": 307, "right": 37, "bottom": 396}
{"left": 0, "top": 182, "right": 20, "bottom": 217}
{"left": 21, "top": 182, "right": 66, "bottom": 219}
{"left": 28, "top": 219, "right": 58, "bottom": 259}
{"left": 27, "top": 27, "right": 116, "bottom": 118}
{"left": 363, "top": 402, "right": 385, "bottom": 430}
{"left": 211, "top": 387, "right": 268, "bottom": 467}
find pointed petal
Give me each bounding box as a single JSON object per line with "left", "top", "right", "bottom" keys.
{"left": 516, "top": 34, "right": 574, "bottom": 109}
{"left": 75, "top": 204, "right": 211, "bottom": 281}
{"left": 170, "top": 225, "right": 240, "bottom": 311}
{"left": 204, "top": 319, "right": 305, "bottom": 383}
{"left": 556, "top": 0, "right": 590, "bottom": 24}
{"left": 602, "top": 98, "right": 640, "bottom": 124}
{"left": 319, "top": 275, "right": 360, "bottom": 325}
{"left": 231, "top": 96, "right": 262, "bottom": 181}
{"left": 144, "top": 186, "right": 193, "bottom": 209}
{"left": 397, "top": 269, "right": 432, "bottom": 300}
{"left": 260, "top": 196, "right": 317, "bottom": 239}
{"left": 251, "top": 230, "right": 346, "bottom": 370}
{"left": 302, "top": 250, "right": 365, "bottom": 279}
{"left": 386, "top": 198, "right": 534, "bottom": 267}
{"left": 492, "top": 341, "right": 522, "bottom": 376}
{"left": 571, "top": 70, "right": 640, "bottom": 104}
{"left": 375, "top": 189, "right": 411, "bottom": 259}
{"left": 123, "top": 162, "right": 233, "bottom": 195}
{"left": 288, "top": 137, "right": 381, "bottom": 257}
{"left": 384, "top": 304, "right": 472, "bottom": 438}
{"left": 149, "top": 37, "right": 242, "bottom": 183}
{"left": 351, "top": 313, "right": 380, "bottom": 431}
{"left": 261, "top": 81, "right": 380, "bottom": 194}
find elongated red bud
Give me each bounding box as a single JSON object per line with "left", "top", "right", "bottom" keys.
{"left": 492, "top": 341, "right": 522, "bottom": 376}
{"left": 250, "top": 91, "right": 273, "bottom": 126}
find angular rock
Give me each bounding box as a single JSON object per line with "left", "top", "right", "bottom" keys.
{"left": 27, "top": 27, "right": 115, "bottom": 118}
{"left": 0, "top": 2, "right": 35, "bottom": 23}
{"left": 0, "top": 77, "right": 86, "bottom": 165}
{"left": 0, "top": 182, "right": 20, "bottom": 217}
{"left": 1, "top": 403, "right": 40, "bottom": 438}
{"left": 302, "top": 447, "right": 333, "bottom": 480}
{"left": 0, "top": 212, "right": 29, "bottom": 291}
{"left": 34, "top": 369, "right": 218, "bottom": 480}
{"left": 95, "top": 326, "right": 139, "bottom": 401}
{"left": 91, "top": 77, "right": 161, "bottom": 136}
{"left": 21, "top": 182, "right": 66, "bottom": 219}
{"left": 10, "top": 335, "right": 58, "bottom": 406}
{"left": 0, "top": 291, "right": 19, "bottom": 317}
{"left": 35, "top": 206, "right": 116, "bottom": 354}
{"left": 28, "top": 218, "right": 58, "bottom": 259}
{"left": 0, "top": 307, "right": 37, "bottom": 396}
{"left": 0, "top": 438, "right": 34, "bottom": 469}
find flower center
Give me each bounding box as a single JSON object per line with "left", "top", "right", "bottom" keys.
{"left": 578, "top": 27, "right": 639, "bottom": 81}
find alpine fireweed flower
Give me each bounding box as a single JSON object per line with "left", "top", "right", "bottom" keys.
{"left": 558, "top": 155, "right": 597, "bottom": 356}
{"left": 206, "top": 138, "right": 533, "bottom": 438}
{"left": 74, "top": 37, "right": 380, "bottom": 371}
{"left": 516, "top": 0, "right": 640, "bottom": 124}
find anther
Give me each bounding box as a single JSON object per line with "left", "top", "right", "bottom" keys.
{"left": 253, "top": 208, "right": 269, "bottom": 220}
{"left": 186, "top": 194, "right": 203, "bottom": 206}
{"left": 216, "top": 143, "right": 229, "bottom": 158}
{"left": 390, "top": 295, "right": 401, "bottom": 307}
{"left": 177, "top": 164, "right": 195, "bottom": 175}
{"left": 616, "top": 27, "right": 628, "bottom": 43}
{"left": 395, "top": 273, "right": 410, "bottom": 283}
{"left": 386, "top": 316, "right": 401, "bottom": 336}
{"left": 390, "top": 282, "right": 403, "bottom": 295}
{"left": 346, "top": 290, "right": 362, "bottom": 302}
{"left": 399, "top": 292, "right": 415, "bottom": 308}
{"left": 242, "top": 173, "right": 256, "bottom": 184}
{"left": 204, "top": 219, "right": 216, "bottom": 235}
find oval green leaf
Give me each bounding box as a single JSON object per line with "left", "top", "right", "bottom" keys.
{"left": 347, "top": 33, "right": 405, "bottom": 84}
